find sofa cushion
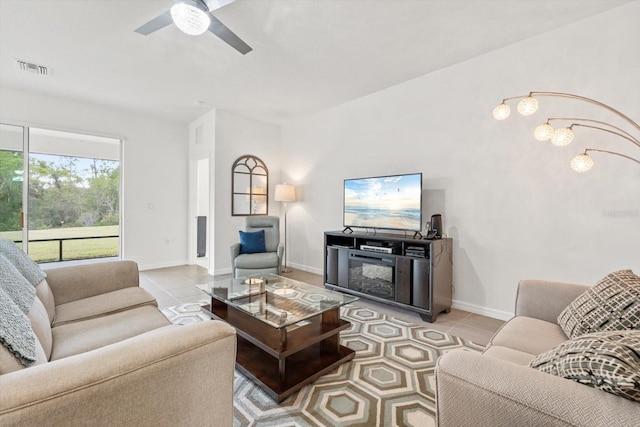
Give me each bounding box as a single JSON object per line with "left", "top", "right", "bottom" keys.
{"left": 50, "top": 305, "right": 171, "bottom": 360}
{"left": 239, "top": 230, "right": 266, "bottom": 254}
{"left": 35, "top": 279, "right": 56, "bottom": 324}
{"left": 488, "top": 316, "right": 568, "bottom": 356}
{"left": 558, "top": 269, "right": 640, "bottom": 339}
{"left": 43, "top": 260, "right": 140, "bottom": 306}
{"left": 27, "top": 296, "right": 53, "bottom": 360}
{"left": 482, "top": 345, "right": 536, "bottom": 365}
{"left": 529, "top": 330, "right": 640, "bottom": 403}
{"left": 234, "top": 252, "right": 279, "bottom": 269}
{"left": 53, "top": 287, "right": 157, "bottom": 327}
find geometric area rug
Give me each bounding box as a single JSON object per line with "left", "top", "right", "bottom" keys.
{"left": 161, "top": 303, "right": 484, "bottom": 427}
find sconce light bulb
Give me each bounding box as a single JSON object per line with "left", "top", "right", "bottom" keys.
{"left": 570, "top": 153, "right": 594, "bottom": 173}
{"left": 533, "top": 122, "right": 555, "bottom": 141}
{"left": 493, "top": 103, "right": 511, "bottom": 120}
{"left": 551, "top": 127, "right": 575, "bottom": 146}
{"left": 517, "top": 96, "right": 539, "bottom": 116}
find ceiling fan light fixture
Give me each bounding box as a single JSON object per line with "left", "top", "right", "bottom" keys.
{"left": 171, "top": 1, "right": 210, "bottom": 36}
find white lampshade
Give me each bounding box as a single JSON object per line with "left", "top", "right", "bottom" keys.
{"left": 274, "top": 184, "right": 296, "bottom": 202}
{"left": 570, "top": 153, "right": 594, "bottom": 172}
{"left": 551, "top": 127, "right": 575, "bottom": 146}
{"left": 517, "top": 96, "right": 539, "bottom": 116}
{"left": 171, "top": 1, "right": 211, "bottom": 36}
{"left": 492, "top": 103, "right": 511, "bottom": 120}
{"left": 533, "top": 123, "right": 555, "bottom": 141}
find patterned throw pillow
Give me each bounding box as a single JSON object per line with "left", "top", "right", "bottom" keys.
{"left": 558, "top": 270, "right": 640, "bottom": 339}
{"left": 529, "top": 330, "right": 640, "bottom": 403}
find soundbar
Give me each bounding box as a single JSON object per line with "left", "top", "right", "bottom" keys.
{"left": 360, "top": 245, "right": 394, "bottom": 254}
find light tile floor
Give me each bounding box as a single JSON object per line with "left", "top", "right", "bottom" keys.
{"left": 140, "top": 265, "right": 505, "bottom": 346}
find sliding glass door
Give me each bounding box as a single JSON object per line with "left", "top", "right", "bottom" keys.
{"left": 0, "top": 124, "right": 27, "bottom": 248}
{"left": 0, "top": 123, "right": 121, "bottom": 262}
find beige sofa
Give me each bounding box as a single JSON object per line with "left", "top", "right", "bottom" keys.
{"left": 435, "top": 279, "right": 639, "bottom": 426}
{"left": 0, "top": 260, "right": 237, "bottom": 426}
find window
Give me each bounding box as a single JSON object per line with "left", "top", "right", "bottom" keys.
{"left": 0, "top": 124, "right": 121, "bottom": 262}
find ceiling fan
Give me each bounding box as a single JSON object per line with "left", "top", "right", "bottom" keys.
{"left": 134, "top": 0, "right": 252, "bottom": 55}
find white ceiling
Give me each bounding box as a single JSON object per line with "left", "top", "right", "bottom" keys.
{"left": 0, "top": 0, "right": 631, "bottom": 124}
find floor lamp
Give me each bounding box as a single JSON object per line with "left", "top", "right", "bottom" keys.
{"left": 274, "top": 183, "right": 296, "bottom": 273}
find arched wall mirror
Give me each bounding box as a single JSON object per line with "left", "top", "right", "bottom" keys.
{"left": 232, "top": 155, "right": 268, "bottom": 216}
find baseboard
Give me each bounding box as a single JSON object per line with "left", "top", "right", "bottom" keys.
{"left": 138, "top": 259, "right": 188, "bottom": 271}
{"left": 452, "top": 299, "right": 513, "bottom": 321}
{"left": 213, "top": 267, "right": 233, "bottom": 276}
{"left": 287, "top": 262, "right": 323, "bottom": 276}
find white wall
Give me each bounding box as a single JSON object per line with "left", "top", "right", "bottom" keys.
{"left": 0, "top": 87, "right": 189, "bottom": 270}
{"left": 280, "top": 3, "right": 640, "bottom": 319}
{"left": 213, "top": 110, "right": 282, "bottom": 274}
{"left": 187, "top": 109, "right": 282, "bottom": 275}
{"left": 196, "top": 159, "right": 209, "bottom": 217}
{"left": 188, "top": 110, "right": 216, "bottom": 270}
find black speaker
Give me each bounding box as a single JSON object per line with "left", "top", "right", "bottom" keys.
{"left": 430, "top": 214, "right": 442, "bottom": 239}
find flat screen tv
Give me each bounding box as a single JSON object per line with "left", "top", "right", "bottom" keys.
{"left": 343, "top": 173, "right": 422, "bottom": 232}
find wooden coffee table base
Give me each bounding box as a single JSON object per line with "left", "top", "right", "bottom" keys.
{"left": 205, "top": 297, "right": 355, "bottom": 402}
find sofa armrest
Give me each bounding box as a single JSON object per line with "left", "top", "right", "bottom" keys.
{"left": 43, "top": 260, "right": 140, "bottom": 305}
{"left": 514, "top": 279, "right": 589, "bottom": 323}
{"left": 0, "top": 320, "right": 237, "bottom": 427}
{"left": 436, "top": 350, "right": 638, "bottom": 427}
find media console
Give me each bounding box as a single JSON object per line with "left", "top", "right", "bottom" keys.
{"left": 324, "top": 231, "right": 453, "bottom": 322}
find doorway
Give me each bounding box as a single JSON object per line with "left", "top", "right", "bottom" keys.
{"left": 195, "top": 156, "right": 210, "bottom": 269}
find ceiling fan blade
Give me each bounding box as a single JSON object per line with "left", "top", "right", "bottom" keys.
{"left": 203, "top": 0, "right": 237, "bottom": 12}
{"left": 207, "top": 13, "right": 252, "bottom": 55}
{"left": 134, "top": 10, "right": 173, "bottom": 35}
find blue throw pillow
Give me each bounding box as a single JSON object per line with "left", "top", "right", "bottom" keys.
{"left": 239, "top": 230, "right": 266, "bottom": 254}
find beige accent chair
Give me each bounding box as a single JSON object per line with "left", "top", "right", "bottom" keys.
{"left": 230, "top": 216, "right": 284, "bottom": 278}
{"left": 435, "top": 279, "right": 639, "bottom": 426}
{"left": 0, "top": 260, "right": 237, "bottom": 426}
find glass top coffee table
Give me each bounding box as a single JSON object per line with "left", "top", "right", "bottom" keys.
{"left": 196, "top": 274, "right": 358, "bottom": 402}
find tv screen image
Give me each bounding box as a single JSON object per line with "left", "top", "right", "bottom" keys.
{"left": 343, "top": 173, "right": 422, "bottom": 231}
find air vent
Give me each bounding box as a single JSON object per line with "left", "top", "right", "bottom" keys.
{"left": 15, "top": 59, "right": 49, "bottom": 76}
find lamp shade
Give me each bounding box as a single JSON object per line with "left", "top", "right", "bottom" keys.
{"left": 570, "top": 153, "right": 594, "bottom": 172}
{"left": 274, "top": 184, "right": 296, "bottom": 202}
{"left": 533, "top": 123, "right": 555, "bottom": 141}
{"left": 551, "top": 127, "right": 575, "bottom": 146}
{"left": 492, "top": 103, "right": 511, "bottom": 120}
{"left": 517, "top": 96, "right": 539, "bottom": 116}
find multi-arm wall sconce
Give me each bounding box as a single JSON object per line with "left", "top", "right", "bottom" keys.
{"left": 493, "top": 92, "right": 640, "bottom": 172}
